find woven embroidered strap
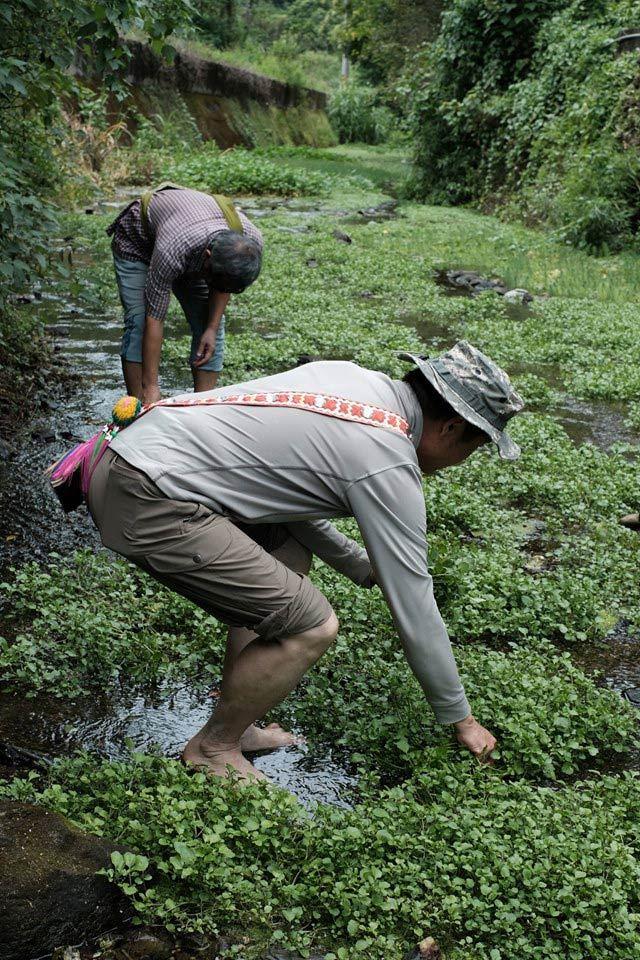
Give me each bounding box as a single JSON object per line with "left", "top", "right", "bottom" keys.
{"left": 135, "top": 390, "right": 411, "bottom": 438}
{"left": 55, "top": 390, "right": 410, "bottom": 504}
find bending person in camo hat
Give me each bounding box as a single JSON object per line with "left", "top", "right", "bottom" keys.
{"left": 79, "top": 340, "right": 524, "bottom": 781}
{"left": 107, "top": 184, "right": 263, "bottom": 405}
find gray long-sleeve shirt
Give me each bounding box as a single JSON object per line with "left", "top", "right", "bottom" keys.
{"left": 110, "top": 361, "right": 470, "bottom": 723}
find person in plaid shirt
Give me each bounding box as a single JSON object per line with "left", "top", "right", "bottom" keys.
{"left": 107, "top": 186, "right": 263, "bottom": 404}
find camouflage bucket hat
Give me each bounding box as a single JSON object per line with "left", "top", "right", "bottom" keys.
{"left": 398, "top": 340, "right": 525, "bottom": 460}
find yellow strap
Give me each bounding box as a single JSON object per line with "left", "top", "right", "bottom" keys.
{"left": 140, "top": 185, "right": 243, "bottom": 235}
{"left": 139, "top": 182, "right": 183, "bottom": 234}
{"left": 212, "top": 194, "right": 244, "bottom": 233}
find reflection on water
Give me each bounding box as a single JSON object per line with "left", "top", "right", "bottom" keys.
{"left": 0, "top": 684, "right": 357, "bottom": 809}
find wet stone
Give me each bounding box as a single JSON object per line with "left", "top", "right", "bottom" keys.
{"left": 0, "top": 800, "right": 130, "bottom": 960}
{"left": 623, "top": 688, "right": 640, "bottom": 707}
{"left": 504, "top": 287, "right": 533, "bottom": 304}
{"left": 305, "top": 258, "right": 319, "bottom": 268}
{"left": 435, "top": 269, "right": 507, "bottom": 296}
{"left": 9, "top": 292, "right": 37, "bottom": 304}
{"left": 118, "top": 929, "right": 174, "bottom": 959}
{"left": 31, "top": 425, "right": 57, "bottom": 442}
{"left": 332, "top": 228, "right": 352, "bottom": 244}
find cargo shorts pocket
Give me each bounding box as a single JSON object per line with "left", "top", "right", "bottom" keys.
{"left": 145, "top": 508, "right": 232, "bottom": 575}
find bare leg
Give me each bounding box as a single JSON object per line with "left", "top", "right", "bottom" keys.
{"left": 182, "top": 612, "right": 339, "bottom": 781}
{"left": 222, "top": 626, "right": 304, "bottom": 753}
{"left": 193, "top": 369, "right": 218, "bottom": 393}
{"left": 225, "top": 537, "right": 312, "bottom": 753}
{"left": 122, "top": 359, "right": 142, "bottom": 398}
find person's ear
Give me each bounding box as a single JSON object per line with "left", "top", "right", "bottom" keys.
{"left": 440, "top": 417, "right": 465, "bottom": 437}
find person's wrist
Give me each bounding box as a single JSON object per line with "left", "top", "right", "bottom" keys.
{"left": 454, "top": 714, "right": 474, "bottom": 731}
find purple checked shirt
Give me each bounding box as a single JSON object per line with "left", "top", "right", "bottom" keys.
{"left": 107, "top": 187, "right": 264, "bottom": 321}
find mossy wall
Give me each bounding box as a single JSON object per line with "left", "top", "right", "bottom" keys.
{"left": 94, "top": 40, "right": 336, "bottom": 149}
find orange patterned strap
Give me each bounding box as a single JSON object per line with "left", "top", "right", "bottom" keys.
{"left": 144, "top": 390, "right": 411, "bottom": 438}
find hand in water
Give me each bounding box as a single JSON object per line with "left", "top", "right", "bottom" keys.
{"left": 454, "top": 715, "right": 497, "bottom": 761}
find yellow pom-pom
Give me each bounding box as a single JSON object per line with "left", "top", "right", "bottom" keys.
{"left": 112, "top": 395, "right": 142, "bottom": 427}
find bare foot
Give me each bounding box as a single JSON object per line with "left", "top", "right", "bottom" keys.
{"left": 182, "top": 735, "right": 266, "bottom": 782}
{"left": 240, "top": 722, "right": 303, "bottom": 753}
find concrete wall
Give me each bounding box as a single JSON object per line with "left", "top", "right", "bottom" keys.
{"left": 78, "top": 39, "right": 335, "bottom": 149}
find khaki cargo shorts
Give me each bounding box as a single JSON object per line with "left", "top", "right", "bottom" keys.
{"left": 87, "top": 449, "right": 333, "bottom": 640}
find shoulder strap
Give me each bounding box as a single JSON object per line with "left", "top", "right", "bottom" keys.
{"left": 140, "top": 182, "right": 184, "bottom": 234}
{"left": 212, "top": 194, "right": 243, "bottom": 234}
{"left": 139, "top": 390, "right": 409, "bottom": 437}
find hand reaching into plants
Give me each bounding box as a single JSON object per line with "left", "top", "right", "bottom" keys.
{"left": 454, "top": 715, "right": 497, "bottom": 762}
{"left": 194, "top": 323, "right": 219, "bottom": 368}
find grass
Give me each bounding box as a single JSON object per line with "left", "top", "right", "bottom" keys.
{"left": 3, "top": 142, "right": 640, "bottom": 959}
{"left": 172, "top": 37, "right": 342, "bottom": 93}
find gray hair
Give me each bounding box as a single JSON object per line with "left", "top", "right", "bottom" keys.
{"left": 206, "top": 230, "right": 262, "bottom": 293}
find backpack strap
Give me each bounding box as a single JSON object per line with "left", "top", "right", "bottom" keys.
{"left": 48, "top": 391, "right": 411, "bottom": 513}
{"left": 139, "top": 181, "right": 184, "bottom": 234}
{"left": 139, "top": 186, "right": 243, "bottom": 235}
{"left": 212, "top": 194, "right": 243, "bottom": 233}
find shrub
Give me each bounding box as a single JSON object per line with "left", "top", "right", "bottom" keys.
{"left": 159, "top": 142, "right": 331, "bottom": 196}
{"left": 328, "top": 83, "right": 395, "bottom": 144}
{"left": 405, "top": 0, "right": 640, "bottom": 250}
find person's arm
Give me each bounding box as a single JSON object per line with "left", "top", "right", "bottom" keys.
{"left": 346, "top": 465, "right": 496, "bottom": 756}
{"left": 141, "top": 248, "right": 176, "bottom": 403}
{"left": 285, "top": 519, "right": 372, "bottom": 586}
{"left": 193, "top": 290, "right": 230, "bottom": 368}
{"left": 141, "top": 317, "right": 163, "bottom": 405}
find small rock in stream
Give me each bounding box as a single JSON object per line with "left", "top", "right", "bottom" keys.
{"left": 32, "top": 425, "right": 57, "bottom": 442}
{"left": 438, "top": 269, "right": 507, "bottom": 296}
{"left": 9, "top": 292, "right": 36, "bottom": 304}
{"left": 45, "top": 322, "right": 71, "bottom": 339}
{"left": 623, "top": 688, "right": 640, "bottom": 707}
{"left": 405, "top": 936, "right": 442, "bottom": 959}
{"left": 119, "top": 929, "right": 174, "bottom": 959}
{"left": 504, "top": 287, "right": 534, "bottom": 304}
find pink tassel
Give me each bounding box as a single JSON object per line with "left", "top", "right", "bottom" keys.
{"left": 48, "top": 434, "right": 100, "bottom": 487}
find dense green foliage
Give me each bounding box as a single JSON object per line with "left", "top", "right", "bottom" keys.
{"left": 337, "top": 0, "right": 443, "bottom": 90}
{"left": 0, "top": 0, "right": 188, "bottom": 288}
{"left": 406, "top": 0, "right": 640, "bottom": 252}
{"left": 4, "top": 136, "right": 640, "bottom": 956}
{"left": 4, "top": 759, "right": 640, "bottom": 958}
{"left": 328, "top": 84, "right": 394, "bottom": 145}
{"left": 0, "top": 551, "right": 226, "bottom": 697}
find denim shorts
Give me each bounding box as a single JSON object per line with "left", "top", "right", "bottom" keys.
{"left": 113, "top": 256, "right": 225, "bottom": 373}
